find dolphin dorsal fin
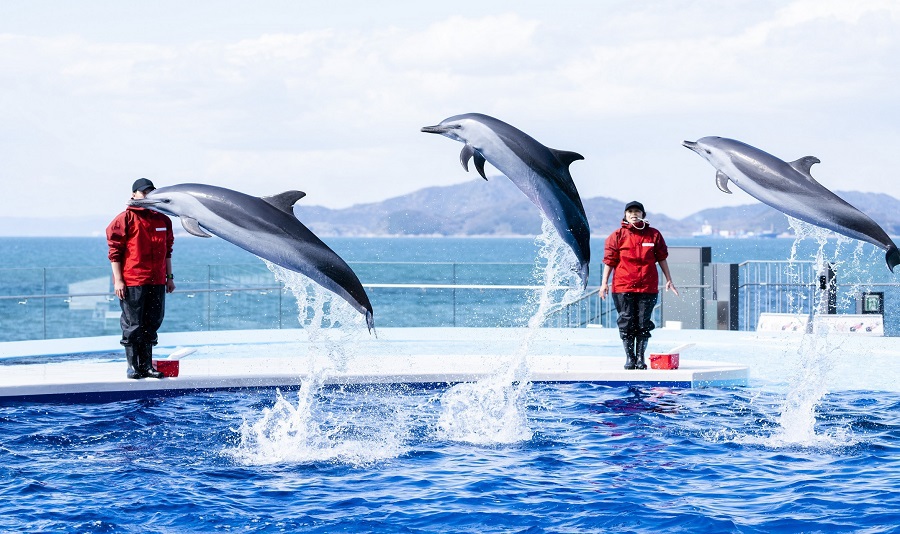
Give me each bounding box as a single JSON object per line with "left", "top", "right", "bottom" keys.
{"left": 716, "top": 170, "right": 733, "bottom": 194}
{"left": 789, "top": 156, "right": 821, "bottom": 181}
{"left": 552, "top": 149, "right": 585, "bottom": 167}
{"left": 262, "top": 191, "right": 307, "bottom": 215}
{"left": 181, "top": 217, "right": 212, "bottom": 238}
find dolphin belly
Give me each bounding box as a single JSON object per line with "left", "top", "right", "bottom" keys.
{"left": 485, "top": 147, "right": 591, "bottom": 285}
{"left": 143, "top": 185, "right": 375, "bottom": 331}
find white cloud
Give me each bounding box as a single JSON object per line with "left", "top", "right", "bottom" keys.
{"left": 390, "top": 14, "right": 541, "bottom": 70}
{"left": 1, "top": 1, "right": 900, "bottom": 221}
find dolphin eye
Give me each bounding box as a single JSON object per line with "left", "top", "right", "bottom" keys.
{"left": 704, "top": 149, "right": 711, "bottom": 155}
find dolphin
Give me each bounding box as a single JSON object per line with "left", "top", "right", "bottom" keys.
{"left": 129, "top": 183, "right": 375, "bottom": 331}
{"left": 421, "top": 113, "right": 591, "bottom": 288}
{"left": 683, "top": 136, "right": 900, "bottom": 272}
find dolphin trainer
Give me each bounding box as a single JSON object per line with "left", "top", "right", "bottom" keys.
{"left": 129, "top": 183, "right": 375, "bottom": 331}
{"left": 683, "top": 136, "right": 900, "bottom": 272}
{"left": 421, "top": 113, "right": 591, "bottom": 288}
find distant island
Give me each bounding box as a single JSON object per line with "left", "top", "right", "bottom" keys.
{"left": 3, "top": 178, "right": 900, "bottom": 238}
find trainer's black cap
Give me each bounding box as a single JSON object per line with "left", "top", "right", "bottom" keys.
{"left": 624, "top": 201, "right": 645, "bottom": 214}
{"left": 132, "top": 178, "right": 155, "bottom": 193}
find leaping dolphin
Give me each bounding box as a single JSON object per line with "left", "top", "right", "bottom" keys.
{"left": 129, "top": 183, "right": 375, "bottom": 331}
{"left": 421, "top": 113, "right": 591, "bottom": 288}
{"left": 683, "top": 136, "right": 900, "bottom": 272}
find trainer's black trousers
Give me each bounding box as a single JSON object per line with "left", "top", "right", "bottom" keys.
{"left": 119, "top": 285, "right": 166, "bottom": 347}
{"left": 612, "top": 292, "right": 658, "bottom": 339}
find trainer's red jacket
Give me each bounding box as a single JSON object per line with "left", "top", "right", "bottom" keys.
{"left": 603, "top": 221, "right": 669, "bottom": 293}
{"left": 106, "top": 206, "right": 174, "bottom": 286}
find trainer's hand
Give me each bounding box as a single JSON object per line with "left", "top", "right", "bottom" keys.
{"left": 115, "top": 281, "right": 125, "bottom": 300}
{"left": 665, "top": 280, "right": 679, "bottom": 296}
{"left": 166, "top": 279, "right": 176, "bottom": 294}
{"left": 599, "top": 283, "right": 609, "bottom": 300}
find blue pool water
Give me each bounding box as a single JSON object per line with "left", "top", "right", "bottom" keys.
{"left": 2, "top": 384, "right": 899, "bottom": 532}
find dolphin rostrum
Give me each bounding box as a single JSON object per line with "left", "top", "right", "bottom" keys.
{"left": 421, "top": 113, "right": 591, "bottom": 288}
{"left": 683, "top": 136, "right": 900, "bottom": 272}
{"left": 129, "top": 183, "right": 375, "bottom": 331}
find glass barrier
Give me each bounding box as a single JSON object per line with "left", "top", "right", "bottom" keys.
{"left": 4, "top": 260, "right": 895, "bottom": 341}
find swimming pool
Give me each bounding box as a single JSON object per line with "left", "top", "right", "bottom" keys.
{"left": 2, "top": 376, "right": 898, "bottom": 532}
{"left": 1, "top": 325, "right": 899, "bottom": 533}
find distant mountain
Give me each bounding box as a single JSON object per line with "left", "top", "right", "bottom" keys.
{"left": 294, "top": 177, "right": 545, "bottom": 236}
{"left": 2, "top": 181, "right": 899, "bottom": 238}
{"left": 293, "top": 179, "right": 900, "bottom": 238}
{"left": 292, "top": 177, "right": 704, "bottom": 238}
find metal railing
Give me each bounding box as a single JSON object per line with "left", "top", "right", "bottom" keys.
{"left": 543, "top": 283, "right": 713, "bottom": 329}
{"left": 2, "top": 284, "right": 611, "bottom": 336}
{"left": 737, "top": 260, "right": 900, "bottom": 333}
{"left": 541, "top": 288, "right": 604, "bottom": 328}
{"left": 1, "top": 279, "right": 719, "bottom": 341}
{"left": 0, "top": 260, "right": 587, "bottom": 341}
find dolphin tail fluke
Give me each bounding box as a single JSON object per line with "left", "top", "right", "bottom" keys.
{"left": 578, "top": 261, "right": 589, "bottom": 290}
{"left": 886, "top": 245, "right": 900, "bottom": 273}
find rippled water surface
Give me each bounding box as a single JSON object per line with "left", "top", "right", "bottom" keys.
{"left": 2, "top": 384, "right": 899, "bottom": 533}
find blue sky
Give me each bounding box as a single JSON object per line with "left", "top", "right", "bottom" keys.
{"left": 1, "top": 0, "right": 898, "bottom": 220}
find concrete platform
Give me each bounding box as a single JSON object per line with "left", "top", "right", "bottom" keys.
{"left": 0, "top": 327, "right": 749, "bottom": 402}
{"left": 0, "top": 354, "right": 749, "bottom": 402}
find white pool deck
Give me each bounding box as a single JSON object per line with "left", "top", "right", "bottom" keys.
{"left": 1, "top": 326, "right": 896, "bottom": 402}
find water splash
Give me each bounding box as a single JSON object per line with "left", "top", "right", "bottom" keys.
{"left": 228, "top": 262, "right": 405, "bottom": 465}
{"left": 264, "top": 261, "right": 366, "bottom": 372}
{"left": 766, "top": 218, "right": 857, "bottom": 447}
{"left": 436, "top": 218, "right": 583, "bottom": 445}
{"left": 526, "top": 219, "right": 585, "bottom": 329}
{"left": 436, "top": 375, "right": 533, "bottom": 445}
{"left": 226, "top": 384, "right": 408, "bottom": 466}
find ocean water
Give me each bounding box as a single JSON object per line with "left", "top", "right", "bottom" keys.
{"left": 3, "top": 233, "right": 892, "bottom": 267}
{"left": 2, "top": 233, "right": 898, "bottom": 340}
{"left": 2, "top": 232, "right": 900, "bottom": 531}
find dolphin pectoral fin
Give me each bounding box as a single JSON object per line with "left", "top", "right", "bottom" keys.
{"left": 789, "top": 156, "right": 821, "bottom": 182}
{"left": 459, "top": 144, "right": 488, "bottom": 179}
{"left": 365, "top": 310, "right": 375, "bottom": 335}
{"left": 551, "top": 149, "right": 585, "bottom": 167}
{"left": 474, "top": 152, "right": 488, "bottom": 180}
{"left": 716, "top": 171, "right": 733, "bottom": 194}
{"left": 577, "top": 261, "right": 589, "bottom": 290}
{"left": 262, "top": 190, "right": 307, "bottom": 215}
{"left": 459, "top": 144, "right": 475, "bottom": 172}
{"left": 181, "top": 217, "right": 212, "bottom": 238}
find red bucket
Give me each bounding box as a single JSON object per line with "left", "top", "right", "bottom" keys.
{"left": 153, "top": 359, "right": 180, "bottom": 377}
{"left": 649, "top": 353, "right": 679, "bottom": 370}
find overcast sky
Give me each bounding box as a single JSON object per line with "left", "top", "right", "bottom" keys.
{"left": 1, "top": 0, "right": 898, "bottom": 221}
